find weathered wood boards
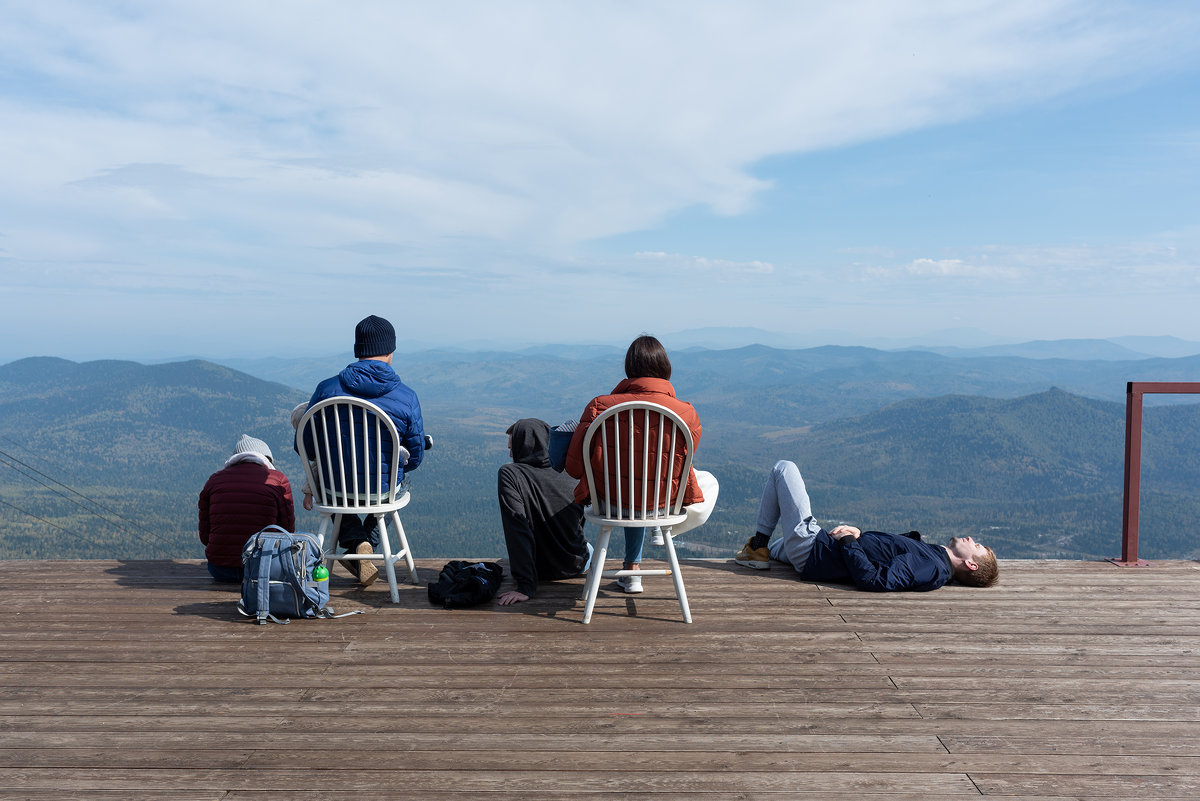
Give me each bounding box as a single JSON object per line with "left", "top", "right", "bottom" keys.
{"left": 1, "top": 557, "right": 1198, "bottom": 799}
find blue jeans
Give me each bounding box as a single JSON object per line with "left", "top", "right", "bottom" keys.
{"left": 757, "top": 460, "right": 827, "bottom": 573}
{"left": 207, "top": 562, "right": 242, "bottom": 583}
{"left": 623, "top": 526, "right": 645, "bottom": 566}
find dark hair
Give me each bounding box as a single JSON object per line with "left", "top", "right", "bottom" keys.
{"left": 624, "top": 335, "right": 672, "bottom": 380}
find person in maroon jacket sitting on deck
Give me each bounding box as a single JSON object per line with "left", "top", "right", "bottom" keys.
{"left": 198, "top": 434, "right": 295, "bottom": 583}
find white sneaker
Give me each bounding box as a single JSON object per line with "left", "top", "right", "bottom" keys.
{"left": 617, "top": 574, "right": 643, "bottom": 594}
{"left": 649, "top": 527, "right": 664, "bottom": 546}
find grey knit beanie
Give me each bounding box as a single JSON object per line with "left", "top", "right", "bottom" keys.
{"left": 234, "top": 434, "right": 273, "bottom": 463}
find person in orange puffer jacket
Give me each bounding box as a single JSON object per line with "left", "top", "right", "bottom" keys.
{"left": 565, "top": 335, "right": 703, "bottom": 594}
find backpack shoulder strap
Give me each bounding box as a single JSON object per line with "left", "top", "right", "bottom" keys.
{"left": 254, "top": 538, "right": 281, "bottom": 625}
{"left": 317, "top": 607, "right": 365, "bottom": 619}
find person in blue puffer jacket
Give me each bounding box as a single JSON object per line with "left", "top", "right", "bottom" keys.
{"left": 297, "top": 315, "right": 426, "bottom": 585}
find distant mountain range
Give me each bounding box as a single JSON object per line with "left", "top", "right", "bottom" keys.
{"left": 216, "top": 335, "right": 1200, "bottom": 393}
{"left": 219, "top": 343, "right": 1200, "bottom": 453}
{"left": 907, "top": 336, "right": 1200, "bottom": 361}
{"left": 912, "top": 339, "right": 1151, "bottom": 361}
{"left": 658, "top": 329, "right": 1200, "bottom": 359}
{"left": 1, "top": 350, "right": 1197, "bottom": 562}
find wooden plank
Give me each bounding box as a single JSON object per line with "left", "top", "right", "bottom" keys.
{"left": 0, "top": 795, "right": 997, "bottom": 801}
{"left": 0, "top": 699, "right": 928, "bottom": 717}
{"left": 0, "top": 768, "right": 980, "bottom": 793}
{"left": 974, "top": 773, "right": 1200, "bottom": 796}
{"left": 0, "top": 731, "right": 944, "bottom": 752}
{"left": 941, "top": 735, "right": 1200, "bottom": 756}
{"left": 5, "top": 714, "right": 1198, "bottom": 738}
{"left": 3, "top": 749, "right": 1198, "bottom": 775}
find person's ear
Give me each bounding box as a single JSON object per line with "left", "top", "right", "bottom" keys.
{"left": 964, "top": 558, "right": 979, "bottom": 572}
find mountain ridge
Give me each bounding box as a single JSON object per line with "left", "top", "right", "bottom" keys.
{"left": 1, "top": 356, "right": 1197, "bottom": 561}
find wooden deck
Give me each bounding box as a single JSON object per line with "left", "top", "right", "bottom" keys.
{"left": 3, "top": 556, "right": 1200, "bottom": 799}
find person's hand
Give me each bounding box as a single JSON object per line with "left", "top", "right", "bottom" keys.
{"left": 497, "top": 590, "right": 529, "bottom": 606}
{"left": 830, "top": 525, "right": 861, "bottom": 540}
{"left": 302, "top": 492, "right": 314, "bottom": 511}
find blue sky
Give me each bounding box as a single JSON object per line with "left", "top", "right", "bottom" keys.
{"left": 1, "top": 1, "right": 1198, "bottom": 361}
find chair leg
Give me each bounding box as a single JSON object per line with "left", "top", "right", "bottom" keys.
{"left": 581, "top": 526, "right": 612, "bottom": 625}
{"left": 318, "top": 514, "right": 337, "bottom": 572}
{"left": 389, "top": 511, "right": 419, "bottom": 585}
{"left": 375, "top": 514, "right": 401, "bottom": 604}
{"left": 662, "top": 527, "right": 692, "bottom": 624}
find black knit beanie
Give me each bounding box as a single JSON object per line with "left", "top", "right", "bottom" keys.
{"left": 354, "top": 315, "right": 396, "bottom": 358}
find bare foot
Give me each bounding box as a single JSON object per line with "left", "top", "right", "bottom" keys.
{"left": 497, "top": 590, "right": 529, "bottom": 606}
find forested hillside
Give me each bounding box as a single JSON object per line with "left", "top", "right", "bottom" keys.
{"left": 721, "top": 389, "right": 1200, "bottom": 560}
{"left": 1, "top": 355, "right": 1197, "bottom": 561}
{"left": 0, "top": 358, "right": 308, "bottom": 559}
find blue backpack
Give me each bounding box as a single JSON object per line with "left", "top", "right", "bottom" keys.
{"left": 237, "top": 526, "right": 361, "bottom": 624}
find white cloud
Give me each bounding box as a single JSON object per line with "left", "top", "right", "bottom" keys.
{"left": 3, "top": 2, "right": 1194, "bottom": 250}
{"left": 902, "top": 258, "right": 1022, "bottom": 279}
{"left": 635, "top": 251, "right": 774, "bottom": 276}
{"left": 857, "top": 240, "right": 1198, "bottom": 291}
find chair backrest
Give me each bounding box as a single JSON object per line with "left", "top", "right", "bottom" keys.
{"left": 296, "top": 396, "right": 403, "bottom": 511}
{"left": 580, "top": 400, "right": 696, "bottom": 524}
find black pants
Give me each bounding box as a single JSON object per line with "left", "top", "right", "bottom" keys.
{"left": 335, "top": 514, "right": 381, "bottom": 551}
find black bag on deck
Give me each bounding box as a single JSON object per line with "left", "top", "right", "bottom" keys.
{"left": 427, "top": 561, "right": 504, "bottom": 608}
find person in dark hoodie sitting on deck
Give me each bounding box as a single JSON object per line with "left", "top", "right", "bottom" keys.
{"left": 734, "top": 460, "right": 998, "bottom": 590}
{"left": 495, "top": 418, "right": 592, "bottom": 606}
{"left": 297, "top": 314, "right": 427, "bottom": 586}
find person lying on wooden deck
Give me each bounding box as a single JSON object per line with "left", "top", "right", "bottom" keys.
{"left": 733, "top": 460, "right": 999, "bottom": 591}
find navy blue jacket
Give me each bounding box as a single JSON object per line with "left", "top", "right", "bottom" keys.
{"left": 298, "top": 360, "right": 425, "bottom": 488}
{"left": 802, "top": 530, "right": 953, "bottom": 592}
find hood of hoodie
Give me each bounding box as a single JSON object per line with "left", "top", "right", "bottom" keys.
{"left": 338, "top": 359, "right": 403, "bottom": 399}
{"left": 508, "top": 418, "right": 551, "bottom": 468}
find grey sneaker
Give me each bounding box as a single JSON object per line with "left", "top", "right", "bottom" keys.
{"left": 617, "top": 574, "right": 643, "bottom": 593}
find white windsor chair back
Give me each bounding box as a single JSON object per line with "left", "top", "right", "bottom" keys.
{"left": 579, "top": 400, "right": 696, "bottom": 623}
{"left": 296, "top": 396, "right": 417, "bottom": 602}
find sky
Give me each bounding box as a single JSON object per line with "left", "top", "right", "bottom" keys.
{"left": 2, "top": 1, "right": 1199, "bottom": 361}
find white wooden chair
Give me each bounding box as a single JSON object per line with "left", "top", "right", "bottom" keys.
{"left": 296, "top": 396, "right": 418, "bottom": 603}
{"left": 579, "top": 401, "right": 696, "bottom": 624}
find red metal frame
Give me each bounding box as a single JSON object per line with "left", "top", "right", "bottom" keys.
{"left": 1112, "top": 381, "right": 1200, "bottom": 566}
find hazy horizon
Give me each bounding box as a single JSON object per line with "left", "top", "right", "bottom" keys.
{"left": 5, "top": 327, "right": 1200, "bottom": 368}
